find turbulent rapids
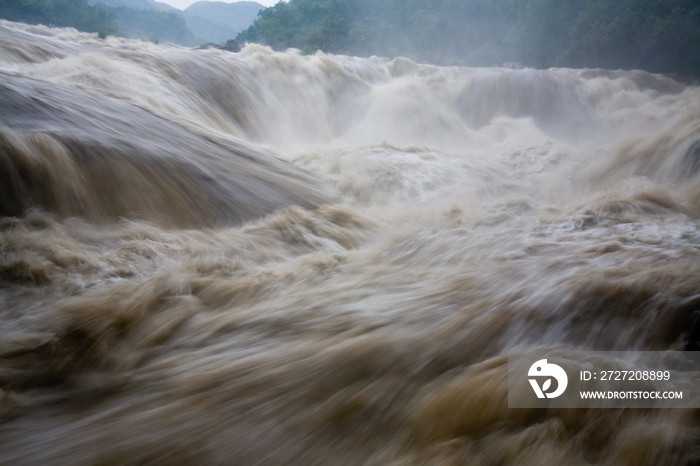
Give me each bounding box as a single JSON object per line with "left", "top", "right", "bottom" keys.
{"left": 2, "top": 20, "right": 700, "bottom": 465}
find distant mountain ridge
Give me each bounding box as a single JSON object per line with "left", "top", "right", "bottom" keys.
{"left": 184, "top": 1, "right": 263, "bottom": 44}
{"left": 88, "top": 0, "right": 178, "bottom": 13}
{"left": 109, "top": 5, "right": 199, "bottom": 45}
{"left": 89, "top": 0, "right": 265, "bottom": 45}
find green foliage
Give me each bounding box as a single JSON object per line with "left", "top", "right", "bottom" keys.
{"left": 237, "top": 0, "right": 352, "bottom": 52}
{"left": 0, "top": 0, "right": 200, "bottom": 46}
{"left": 507, "top": 0, "right": 700, "bottom": 76}
{"left": 237, "top": 0, "right": 519, "bottom": 65}
{"left": 97, "top": 25, "right": 117, "bottom": 39}
{"left": 3, "top": 0, "right": 698, "bottom": 75}
{"left": 0, "top": 0, "right": 116, "bottom": 33}
{"left": 301, "top": 44, "right": 316, "bottom": 55}
{"left": 238, "top": 0, "right": 700, "bottom": 76}
{"left": 564, "top": 0, "right": 700, "bottom": 76}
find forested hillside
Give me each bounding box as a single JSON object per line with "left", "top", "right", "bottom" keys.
{"left": 0, "top": 0, "right": 198, "bottom": 45}
{"left": 0, "top": 0, "right": 115, "bottom": 35}
{"left": 2, "top": 0, "right": 698, "bottom": 76}
{"left": 238, "top": 0, "right": 700, "bottom": 77}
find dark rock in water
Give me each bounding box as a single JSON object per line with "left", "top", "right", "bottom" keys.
{"left": 195, "top": 40, "right": 240, "bottom": 53}
{"left": 0, "top": 72, "right": 331, "bottom": 227}
{"left": 0, "top": 157, "right": 24, "bottom": 217}
{"left": 683, "top": 309, "right": 700, "bottom": 351}
{"left": 196, "top": 42, "right": 221, "bottom": 50}
{"left": 684, "top": 139, "right": 700, "bottom": 178}
{"left": 223, "top": 39, "right": 240, "bottom": 53}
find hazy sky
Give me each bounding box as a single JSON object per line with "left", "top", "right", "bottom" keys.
{"left": 158, "top": 0, "right": 280, "bottom": 9}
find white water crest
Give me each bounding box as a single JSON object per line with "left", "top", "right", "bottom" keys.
{"left": 1, "top": 20, "right": 700, "bottom": 465}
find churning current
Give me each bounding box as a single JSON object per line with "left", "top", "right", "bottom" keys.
{"left": 1, "top": 19, "right": 700, "bottom": 465}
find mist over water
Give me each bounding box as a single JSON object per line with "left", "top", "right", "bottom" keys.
{"left": 1, "top": 20, "right": 700, "bottom": 465}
